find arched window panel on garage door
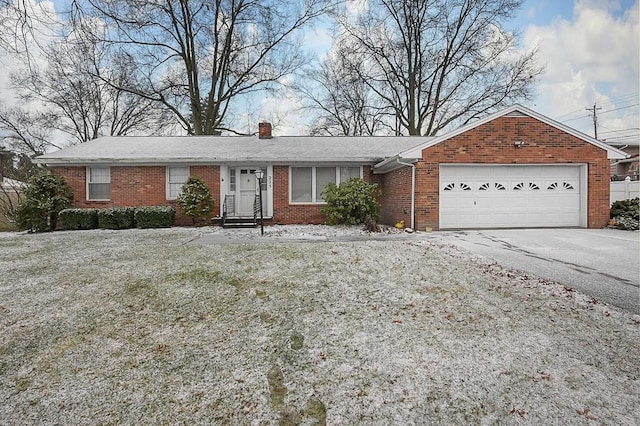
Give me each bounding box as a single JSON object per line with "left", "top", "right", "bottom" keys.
{"left": 442, "top": 182, "right": 473, "bottom": 191}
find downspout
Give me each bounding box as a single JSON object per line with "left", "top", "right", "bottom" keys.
{"left": 396, "top": 158, "right": 416, "bottom": 230}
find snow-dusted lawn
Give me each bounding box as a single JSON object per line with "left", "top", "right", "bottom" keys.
{"left": 1, "top": 226, "right": 638, "bottom": 424}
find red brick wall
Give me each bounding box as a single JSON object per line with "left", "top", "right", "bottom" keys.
{"left": 271, "top": 165, "right": 378, "bottom": 225}
{"left": 379, "top": 166, "right": 412, "bottom": 227}
{"left": 53, "top": 163, "right": 381, "bottom": 226}
{"left": 413, "top": 115, "right": 610, "bottom": 230}
{"left": 50, "top": 165, "right": 220, "bottom": 225}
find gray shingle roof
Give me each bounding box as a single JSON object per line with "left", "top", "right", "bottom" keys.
{"left": 35, "top": 135, "right": 430, "bottom": 165}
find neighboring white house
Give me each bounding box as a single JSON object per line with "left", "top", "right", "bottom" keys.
{"left": 1, "top": 177, "right": 26, "bottom": 192}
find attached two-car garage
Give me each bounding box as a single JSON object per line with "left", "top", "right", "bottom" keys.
{"left": 439, "top": 165, "right": 585, "bottom": 229}
{"left": 374, "top": 105, "right": 624, "bottom": 230}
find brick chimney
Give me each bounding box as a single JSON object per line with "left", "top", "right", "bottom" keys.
{"left": 258, "top": 122, "right": 273, "bottom": 139}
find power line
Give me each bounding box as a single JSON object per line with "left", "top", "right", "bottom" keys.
{"left": 598, "top": 103, "right": 640, "bottom": 115}
{"left": 561, "top": 114, "right": 590, "bottom": 123}
{"left": 599, "top": 127, "right": 640, "bottom": 135}
{"left": 557, "top": 92, "right": 639, "bottom": 122}
{"left": 592, "top": 92, "right": 639, "bottom": 110}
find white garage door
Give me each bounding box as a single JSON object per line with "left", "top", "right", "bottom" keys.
{"left": 440, "top": 165, "right": 582, "bottom": 229}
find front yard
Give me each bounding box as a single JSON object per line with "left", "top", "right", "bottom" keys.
{"left": 0, "top": 227, "right": 638, "bottom": 424}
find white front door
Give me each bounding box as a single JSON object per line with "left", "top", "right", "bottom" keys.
{"left": 237, "top": 168, "right": 257, "bottom": 215}
{"left": 439, "top": 165, "right": 583, "bottom": 229}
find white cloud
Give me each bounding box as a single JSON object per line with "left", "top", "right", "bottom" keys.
{"left": 345, "top": 0, "right": 368, "bottom": 15}
{"left": 302, "top": 25, "right": 333, "bottom": 60}
{"left": 523, "top": 0, "right": 639, "bottom": 137}
{"left": 258, "top": 83, "right": 307, "bottom": 136}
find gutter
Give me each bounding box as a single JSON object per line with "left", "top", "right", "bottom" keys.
{"left": 34, "top": 156, "right": 389, "bottom": 166}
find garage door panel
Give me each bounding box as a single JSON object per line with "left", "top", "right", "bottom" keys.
{"left": 440, "top": 165, "right": 582, "bottom": 229}
{"left": 456, "top": 198, "right": 476, "bottom": 209}
{"left": 477, "top": 213, "right": 511, "bottom": 226}
{"left": 440, "top": 198, "right": 459, "bottom": 209}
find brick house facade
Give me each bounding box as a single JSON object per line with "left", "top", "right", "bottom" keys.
{"left": 412, "top": 115, "right": 611, "bottom": 230}
{"left": 49, "top": 165, "right": 221, "bottom": 225}
{"left": 36, "top": 105, "right": 626, "bottom": 230}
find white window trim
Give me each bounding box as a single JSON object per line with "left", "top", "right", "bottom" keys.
{"left": 289, "top": 166, "right": 362, "bottom": 204}
{"left": 166, "top": 166, "right": 190, "bottom": 200}
{"left": 86, "top": 166, "right": 111, "bottom": 201}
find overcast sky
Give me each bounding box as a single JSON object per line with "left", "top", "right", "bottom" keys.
{"left": 264, "top": 0, "right": 640, "bottom": 141}
{"left": 1, "top": 0, "right": 638, "bottom": 143}
{"left": 516, "top": 0, "right": 639, "bottom": 144}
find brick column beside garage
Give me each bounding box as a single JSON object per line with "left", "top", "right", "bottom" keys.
{"left": 379, "top": 166, "right": 413, "bottom": 227}
{"left": 50, "top": 165, "right": 221, "bottom": 225}
{"left": 413, "top": 116, "right": 610, "bottom": 231}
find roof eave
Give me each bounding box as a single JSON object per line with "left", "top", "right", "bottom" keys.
{"left": 373, "top": 155, "right": 420, "bottom": 174}
{"left": 34, "top": 158, "right": 221, "bottom": 165}
{"left": 35, "top": 156, "right": 386, "bottom": 166}
{"left": 399, "top": 104, "right": 630, "bottom": 160}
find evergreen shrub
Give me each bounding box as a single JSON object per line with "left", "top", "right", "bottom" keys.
{"left": 97, "top": 207, "right": 135, "bottom": 229}
{"left": 16, "top": 169, "right": 73, "bottom": 232}
{"left": 135, "top": 206, "right": 175, "bottom": 228}
{"left": 610, "top": 197, "right": 639, "bottom": 231}
{"left": 177, "top": 177, "right": 214, "bottom": 225}
{"left": 320, "top": 178, "right": 380, "bottom": 225}
{"left": 59, "top": 208, "right": 99, "bottom": 230}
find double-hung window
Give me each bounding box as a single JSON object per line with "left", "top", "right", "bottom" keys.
{"left": 290, "top": 166, "right": 362, "bottom": 203}
{"left": 87, "top": 167, "right": 110, "bottom": 200}
{"left": 167, "top": 166, "right": 190, "bottom": 199}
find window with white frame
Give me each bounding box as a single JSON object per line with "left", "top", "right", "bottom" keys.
{"left": 339, "top": 166, "right": 361, "bottom": 184}
{"left": 87, "top": 167, "right": 110, "bottom": 200}
{"left": 167, "top": 166, "right": 190, "bottom": 199}
{"left": 229, "top": 168, "right": 236, "bottom": 192}
{"left": 290, "top": 166, "right": 362, "bottom": 203}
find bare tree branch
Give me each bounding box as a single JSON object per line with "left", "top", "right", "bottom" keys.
{"left": 333, "top": 0, "right": 543, "bottom": 136}
{"left": 73, "top": 0, "right": 338, "bottom": 135}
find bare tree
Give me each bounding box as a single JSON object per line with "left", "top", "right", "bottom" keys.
{"left": 12, "top": 24, "right": 175, "bottom": 144}
{"left": 1, "top": 4, "right": 175, "bottom": 153}
{"left": 298, "top": 39, "right": 394, "bottom": 136}
{"left": 0, "top": 105, "right": 60, "bottom": 156}
{"left": 334, "top": 0, "right": 543, "bottom": 136}
{"left": 72, "top": 0, "right": 336, "bottom": 135}
{"left": 0, "top": 0, "right": 58, "bottom": 55}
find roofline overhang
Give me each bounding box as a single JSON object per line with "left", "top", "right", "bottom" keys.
{"left": 373, "top": 155, "right": 420, "bottom": 174}
{"left": 399, "top": 104, "right": 629, "bottom": 160}
{"left": 34, "top": 157, "right": 386, "bottom": 166}
{"left": 612, "top": 156, "right": 639, "bottom": 165}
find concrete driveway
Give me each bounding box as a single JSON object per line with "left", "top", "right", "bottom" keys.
{"left": 438, "top": 228, "right": 640, "bottom": 314}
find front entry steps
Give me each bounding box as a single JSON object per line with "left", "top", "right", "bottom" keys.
{"left": 219, "top": 216, "right": 274, "bottom": 229}
{"left": 222, "top": 217, "right": 257, "bottom": 229}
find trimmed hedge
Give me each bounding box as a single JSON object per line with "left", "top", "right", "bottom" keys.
{"left": 59, "top": 208, "right": 99, "bottom": 230}
{"left": 97, "top": 207, "right": 135, "bottom": 230}
{"left": 57, "top": 206, "right": 176, "bottom": 231}
{"left": 134, "top": 206, "right": 175, "bottom": 228}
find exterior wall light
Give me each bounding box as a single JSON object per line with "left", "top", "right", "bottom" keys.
{"left": 514, "top": 140, "right": 526, "bottom": 148}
